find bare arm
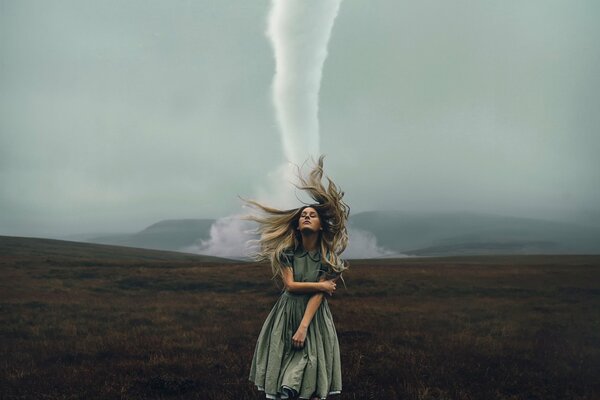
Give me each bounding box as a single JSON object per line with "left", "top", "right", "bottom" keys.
{"left": 282, "top": 267, "right": 336, "bottom": 295}
{"left": 300, "top": 283, "right": 325, "bottom": 329}
{"left": 291, "top": 275, "right": 339, "bottom": 349}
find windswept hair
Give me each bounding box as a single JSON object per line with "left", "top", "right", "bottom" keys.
{"left": 241, "top": 155, "right": 350, "bottom": 285}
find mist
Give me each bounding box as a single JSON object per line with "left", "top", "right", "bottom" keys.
{"left": 1, "top": 0, "right": 599, "bottom": 239}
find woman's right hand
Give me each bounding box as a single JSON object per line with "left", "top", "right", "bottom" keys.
{"left": 321, "top": 279, "right": 337, "bottom": 296}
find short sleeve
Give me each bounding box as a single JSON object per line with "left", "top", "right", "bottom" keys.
{"left": 279, "top": 249, "right": 294, "bottom": 269}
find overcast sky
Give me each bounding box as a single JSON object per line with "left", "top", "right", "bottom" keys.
{"left": 1, "top": 0, "right": 599, "bottom": 237}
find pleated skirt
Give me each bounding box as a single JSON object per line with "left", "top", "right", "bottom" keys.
{"left": 249, "top": 291, "right": 342, "bottom": 399}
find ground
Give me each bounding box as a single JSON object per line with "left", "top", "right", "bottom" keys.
{"left": 1, "top": 237, "right": 599, "bottom": 399}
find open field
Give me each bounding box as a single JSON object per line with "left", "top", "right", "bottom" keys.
{"left": 1, "top": 236, "right": 599, "bottom": 399}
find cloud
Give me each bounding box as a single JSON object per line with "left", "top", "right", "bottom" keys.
{"left": 180, "top": 214, "right": 257, "bottom": 259}
{"left": 342, "top": 227, "right": 404, "bottom": 259}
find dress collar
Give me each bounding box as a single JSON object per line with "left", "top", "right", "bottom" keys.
{"left": 295, "top": 245, "right": 321, "bottom": 261}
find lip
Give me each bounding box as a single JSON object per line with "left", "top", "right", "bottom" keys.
{"left": 303, "top": 221, "right": 311, "bottom": 224}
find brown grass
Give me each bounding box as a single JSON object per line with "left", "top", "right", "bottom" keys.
{"left": 1, "top": 238, "right": 599, "bottom": 399}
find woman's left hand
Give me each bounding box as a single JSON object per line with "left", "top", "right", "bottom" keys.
{"left": 292, "top": 326, "right": 307, "bottom": 349}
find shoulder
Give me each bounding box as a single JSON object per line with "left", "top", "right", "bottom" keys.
{"left": 279, "top": 248, "right": 295, "bottom": 267}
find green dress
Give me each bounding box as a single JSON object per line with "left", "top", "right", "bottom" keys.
{"left": 249, "top": 246, "right": 342, "bottom": 399}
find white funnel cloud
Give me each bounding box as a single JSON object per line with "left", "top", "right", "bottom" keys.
{"left": 186, "top": 0, "right": 360, "bottom": 259}
{"left": 254, "top": 162, "right": 304, "bottom": 210}
{"left": 267, "top": 0, "right": 343, "bottom": 166}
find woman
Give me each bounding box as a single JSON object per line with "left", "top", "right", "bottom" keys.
{"left": 246, "top": 155, "right": 349, "bottom": 400}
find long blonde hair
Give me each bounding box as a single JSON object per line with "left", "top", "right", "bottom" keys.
{"left": 241, "top": 155, "right": 350, "bottom": 284}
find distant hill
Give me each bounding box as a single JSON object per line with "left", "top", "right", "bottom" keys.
{"left": 0, "top": 235, "right": 235, "bottom": 263}
{"left": 85, "top": 219, "right": 215, "bottom": 252}
{"left": 63, "top": 211, "right": 600, "bottom": 257}
{"left": 349, "top": 211, "right": 600, "bottom": 255}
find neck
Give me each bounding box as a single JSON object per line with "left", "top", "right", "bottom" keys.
{"left": 300, "top": 231, "right": 319, "bottom": 252}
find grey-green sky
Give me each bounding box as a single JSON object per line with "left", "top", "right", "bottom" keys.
{"left": 1, "top": 0, "right": 599, "bottom": 237}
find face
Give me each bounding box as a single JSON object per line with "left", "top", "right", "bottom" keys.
{"left": 298, "top": 206, "right": 322, "bottom": 233}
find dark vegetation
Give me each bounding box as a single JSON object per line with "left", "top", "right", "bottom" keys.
{"left": 1, "top": 236, "right": 599, "bottom": 399}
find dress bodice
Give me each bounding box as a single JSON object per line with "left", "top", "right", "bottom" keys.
{"left": 290, "top": 247, "right": 326, "bottom": 283}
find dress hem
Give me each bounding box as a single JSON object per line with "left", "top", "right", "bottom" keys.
{"left": 254, "top": 383, "right": 342, "bottom": 399}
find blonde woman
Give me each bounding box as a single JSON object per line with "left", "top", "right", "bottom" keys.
{"left": 247, "top": 155, "right": 349, "bottom": 400}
